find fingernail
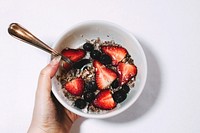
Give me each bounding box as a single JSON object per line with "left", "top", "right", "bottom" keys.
{"left": 50, "top": 56, "right": 61, "bottom": 66}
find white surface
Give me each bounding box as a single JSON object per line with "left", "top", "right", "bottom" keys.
{"left": 0, "top": 0, "right": 200, "bottom": 133}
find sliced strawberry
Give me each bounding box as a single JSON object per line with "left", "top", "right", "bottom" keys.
{"left": 101, "top": 46, "right": 128, "bottom": 65}
{"left": 61, "top": 48, "right": 86, "bottom": 69}
{"left": 93, "top": 60, "right": 117, "bottom": 90}
{"left": 117, "top": 62, "right": 137, "bottom": 85}
{"left": 61, "top": 48, "right": 86, "bottom": 62}
{"left": 65, "top": 77, "right": 84, "bottom": 96}
{"left": 93, "top": 89, "right": 116, "bottom": 110}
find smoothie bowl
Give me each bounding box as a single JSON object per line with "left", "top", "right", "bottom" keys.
{"left": 52, "top": 21, "right": 147, "bottom": 119}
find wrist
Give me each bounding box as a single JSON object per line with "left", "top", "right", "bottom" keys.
{"left": 27, "top": 125, "right": 47, "bottom": 133}
{"left": 27, "top": 122, "right": 71, "bottom": 133}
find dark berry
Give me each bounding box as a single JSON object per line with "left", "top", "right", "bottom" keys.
{"left": 83, "top": 42, "right": 94, "bottom": 51}
{"left": 85, "top": 81, "right": 98, "bottom": 92}
{"left": 111, "top": 79, "right": 119, "bottom": 88}
{"left": 121, "top": 84, "right": 130, "bottom": 93}
{"left": 90, "top": 50, "right": 101, "bottom": 60}
{"left": 75, "top": 99, "right": 87, "bottom": 109}
{"left": 112, "top": 90, "right": 127, "bottom": 103}
{"left": 73, "top": 59, "right": 91, "bottom": 69}
{"left": 100, "top": 54, "right": 112, "bottom": 65}
{"left": 84, "top": 91, "right": 95, "bottom": 102}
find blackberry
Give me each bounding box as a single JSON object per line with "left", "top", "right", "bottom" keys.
{"left": 90, "top": 50, "right": 101, "bottom": 60}
{"left": 74, "top": 99, "right": 87, "bottom": 109}
{"left": 121, "top": 84, "right": 130, "bottom": 93}
{"left": 111, "top": 79, "right": 119, "bottom": 89}
{"left": 85, "top": 81, "right": 98, "bottom": 92}
{"left": 100, "top": 54, "right": 112, "bottom": 65}
{"left": 84, "top": 91, "right": 95, "bottom": 102}
{"left": 112, "top": 90, "right": 127, "bottom": 103}
{"left": 83, "top": 42, "right": 94, "bottom": 51}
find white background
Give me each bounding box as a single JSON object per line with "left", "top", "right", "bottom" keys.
{"left": 1, "top": 0, "right": 200, "bottom": 133}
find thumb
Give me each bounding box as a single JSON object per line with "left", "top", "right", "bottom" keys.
{"left": 30, "top": 56, "right": 61, "bottom": 129}
{"left": 36, "top": 56, "right": 61, "bottom": 98}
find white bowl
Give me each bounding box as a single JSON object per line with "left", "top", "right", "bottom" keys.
{"left": 52, "top": 20, "right": 147, "bottom": 119}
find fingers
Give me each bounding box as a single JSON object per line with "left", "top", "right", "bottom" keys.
{"left": 65, "top": 109, "right": 80, "bottom": 122}
{"left": 40, "top": 56, "right": 61, "bottom": 78}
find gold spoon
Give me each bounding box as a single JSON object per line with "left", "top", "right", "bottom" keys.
{"left": 8, "top": 23, "right": 73, "bottom": 65}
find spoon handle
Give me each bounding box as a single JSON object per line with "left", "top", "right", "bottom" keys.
{"left": 8, "top": 23, "right": 72, "bottom": 64}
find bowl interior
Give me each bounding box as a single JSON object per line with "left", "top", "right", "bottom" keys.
{"left": 52, "top": 21, "right": 147, "bottom": 118}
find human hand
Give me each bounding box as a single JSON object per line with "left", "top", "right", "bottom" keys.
{"left": 28, "top": 56, "right": 79, "bottom": 133}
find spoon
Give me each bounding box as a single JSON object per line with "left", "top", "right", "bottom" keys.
{"left": 8, "top": 23, "right": 73, "bottom": 65}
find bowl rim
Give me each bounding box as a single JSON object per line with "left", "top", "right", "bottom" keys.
{"left": 51, "top": 20, "right": 147, "bottom": 119}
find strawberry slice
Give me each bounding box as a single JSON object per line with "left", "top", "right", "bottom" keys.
{"left": 93, "top": 60, "right": 117, "bottom": 90}
{"left": 93, "top": 89, "right": 116, "bottom": 110}
{"left": 65, "top": 77, "right": 84, "bottom": 96}
{"left": 117, "top": 62, "right": 137, "bottom": 85}
{"left": 101, "top": 46, "right": 127, "bottom": 65}
{"left": 61, "top": 48, "right": 86, "bottom": 62}
{"left": 61, "top": 48, "right": 86, "bottom": 69}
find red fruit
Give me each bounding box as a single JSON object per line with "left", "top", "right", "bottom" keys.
{"left": 61, "top": 48, "right": 86, "bottom": 62}
{"left": 93, "top": 89, "right": 116, "bottom": 110}
{"left": 65, "top": 77, "right": 84, "bottom": 96}
{"left": 61, "top": 48, "right": 86, "bottom": 69}
{"left": 93, "top": 60, "right": 117, "bottom": 90}
{"left": 117, "top": 62, "right": 137, "bottom": 85}
{"left": 101, "top": 46, "right": 127, "bottom": 65}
